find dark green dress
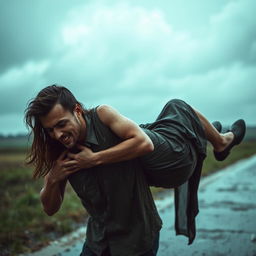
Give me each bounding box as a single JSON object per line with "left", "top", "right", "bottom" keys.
{"left": 139, "top": 99, "right": 207, "bottom": 244}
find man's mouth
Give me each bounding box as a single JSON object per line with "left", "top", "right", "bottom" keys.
{"left": 61, "top": 134, "right": 72, "bottom": 145}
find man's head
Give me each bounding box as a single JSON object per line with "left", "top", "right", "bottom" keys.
{"left": 25, "top": 85, "right": 88, "bottom": 178}
{"left": 39, "top": 102, "right": 86, "bottom": 149}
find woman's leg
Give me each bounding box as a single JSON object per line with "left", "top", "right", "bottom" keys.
{"left": 192, "top": 108, "right": 234, "bottom": 153}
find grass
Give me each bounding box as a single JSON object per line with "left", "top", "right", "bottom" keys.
{"left": 0, "top": 153, "right": 87, "bottom": 255}
{"left": 0, "top": 141, "right": 255, "bottom": 255}
{"left": 203, "top": 140, "right": 256, "bottom": 175}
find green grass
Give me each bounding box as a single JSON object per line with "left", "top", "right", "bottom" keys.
{"left": 203, "top": 140, "right": 256, "bottom": 176}
{"left": 0, "top": 154, "right": 87, "bottom": 255}
{"left": 0, "top": 141, "right": 255, "bottom": 255}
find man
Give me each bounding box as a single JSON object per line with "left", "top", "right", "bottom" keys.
{"left": 25, "top": 85, "right": 245, "bottom": 256}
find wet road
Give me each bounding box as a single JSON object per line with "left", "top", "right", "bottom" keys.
{"left": 157, "top": 155, "right": 256, "bottom": 256}
{"left": 23, "top": 155, "right": 256, "bottom": 256}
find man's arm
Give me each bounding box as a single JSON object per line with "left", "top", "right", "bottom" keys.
{"left": 94, "top": 104, "right": 154, "bottom": 164}
{"left": 40, "top": 176, "right": 67, "bottom": 216}
{"left": 40, "top": 151, "right": 79, "bottom": 216}
{"left": 66, "top": 105, "right": 154, "bottom": 168}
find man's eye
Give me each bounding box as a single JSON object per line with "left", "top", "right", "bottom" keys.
{"left": 57, "top": 122, "right": 66, "bottom": 128}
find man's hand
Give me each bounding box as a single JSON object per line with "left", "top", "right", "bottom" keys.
{"left": 47, "top": 150, "right": 81, "bottom": 184}
{"left": 65, "top": 145, "right": 98, "bottom": 170}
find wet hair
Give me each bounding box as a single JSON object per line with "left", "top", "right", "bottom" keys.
{"left": 24, "top": 84, "right": 87, "bottom": 178}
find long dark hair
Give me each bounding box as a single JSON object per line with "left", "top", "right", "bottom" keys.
{"left": 24, "top": 85, "right": 87, "bottom": 178}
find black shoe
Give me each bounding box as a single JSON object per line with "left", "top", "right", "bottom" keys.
{"left": 212, "top": 121, "right": 222, "bottom": 132}
{"left": 214, "top": 119, "right": 246, "bottom": 161}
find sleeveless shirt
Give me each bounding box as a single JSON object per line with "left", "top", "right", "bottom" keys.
{"left": 68, "top": 108, "right": 162, "bottom": 256}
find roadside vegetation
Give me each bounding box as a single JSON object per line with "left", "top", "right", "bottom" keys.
{"left": 0, "top": 141, "right": 255, "bottom": 255}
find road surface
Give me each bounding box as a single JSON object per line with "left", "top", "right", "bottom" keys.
{"left": 22, "top": 155, "right": 256, "bottom": 256}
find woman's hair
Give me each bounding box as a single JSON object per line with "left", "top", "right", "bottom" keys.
{"left": 24, "top": 84, "right": 87, "bottom": 179}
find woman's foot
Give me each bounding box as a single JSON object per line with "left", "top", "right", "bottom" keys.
{"left": 214, "top": 132, "right": 234, "bottom": 152}
{"left": 212, "top": 121, "right": 222, "bottom": 132}
{"left": 214, "top": 119, "right": 246, "bottom": 161}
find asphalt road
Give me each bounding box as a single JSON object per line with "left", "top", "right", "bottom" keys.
{"left": 157, "top": 155, "right": 256, "bottom": 256}
{"left": 22, "top": 155, "right": 256, "bottom": 256}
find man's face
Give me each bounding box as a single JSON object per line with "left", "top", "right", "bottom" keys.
{"left": 40, "top": 104, "right": 86, "bottom": 149}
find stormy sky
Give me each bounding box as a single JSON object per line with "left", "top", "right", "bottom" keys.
{"left": 0, "top": 0, "right": 255, "bottom": 135}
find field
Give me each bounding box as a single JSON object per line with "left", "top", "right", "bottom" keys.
{"left": 0, "top": 141, "right": 256, "bottom": 255}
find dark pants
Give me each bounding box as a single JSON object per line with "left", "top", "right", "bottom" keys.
{"left": 80, "top": 233, "right": 160, "bottom": 256}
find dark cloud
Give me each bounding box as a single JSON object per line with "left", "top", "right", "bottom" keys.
{"left": 0, "top": 64, "right": 45, "bottom": 115}
{"left": 0, "top": 0, "right": 85, "bottom": 73}
{"left": 0, "top": 0, "right": 256, "bottom": 134}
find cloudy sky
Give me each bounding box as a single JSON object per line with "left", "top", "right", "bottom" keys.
{"left": 0, "top": 0, "right": 255, "bottom": 135}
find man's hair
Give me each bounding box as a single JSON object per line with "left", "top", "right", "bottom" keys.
{"left": 25, "top": 84, "right": 87, "bottom": 178}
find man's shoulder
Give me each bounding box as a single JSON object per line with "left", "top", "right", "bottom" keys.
{"left": 95, "top": 104, "right": 121, "bottom": 126}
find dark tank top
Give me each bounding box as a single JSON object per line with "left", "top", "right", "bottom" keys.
{"left": 68, "top": 107, "right": 162, "bottom": 256}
